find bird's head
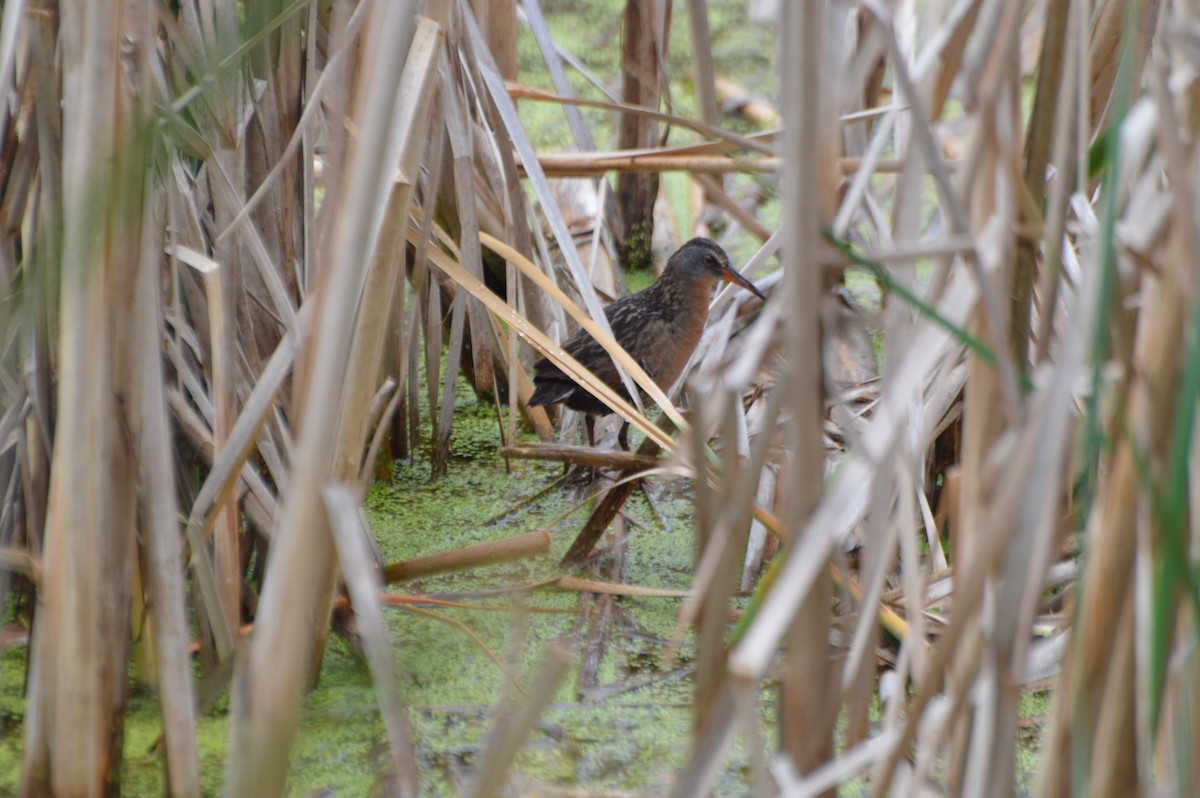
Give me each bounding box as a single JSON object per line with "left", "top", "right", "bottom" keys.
{"left": 669, "top": 238, "right": 767, "bottom": 301}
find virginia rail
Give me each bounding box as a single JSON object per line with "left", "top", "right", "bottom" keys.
{"left": 529, "top": 238, "right": 766, "bottom": 448}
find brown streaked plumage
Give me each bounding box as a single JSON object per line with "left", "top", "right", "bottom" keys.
{"left": 528, "top": 238, "right": 766, "bottom": 447}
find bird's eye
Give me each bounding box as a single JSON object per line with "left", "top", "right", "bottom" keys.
{"left": 706, "top": 254, "right": 720, "bottom": 268}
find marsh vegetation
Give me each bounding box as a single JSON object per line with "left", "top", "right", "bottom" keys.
{"left": 1, "top": 1, "right": 1198, "bottom": 796}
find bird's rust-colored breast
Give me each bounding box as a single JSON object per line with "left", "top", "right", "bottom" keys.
{"left": 620, "top": 277, "right": 711, "bottom": 391}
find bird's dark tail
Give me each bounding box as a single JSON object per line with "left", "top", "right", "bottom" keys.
{"left": 528, "top": 379, "right": 574, "bottom": 407}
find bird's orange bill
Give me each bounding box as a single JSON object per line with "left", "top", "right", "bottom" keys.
{"left": 720, "top": 267, "right": 767, "bottom": 301}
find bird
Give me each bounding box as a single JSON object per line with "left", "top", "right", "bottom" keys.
{"left": 528, "top": 237, "right": 767, "bottom": 449}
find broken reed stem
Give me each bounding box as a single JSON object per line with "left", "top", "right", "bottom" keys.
{"left": 498, "top": 442, "right": 659, "bottom": 470}
{"left": 527, "top": 151, "right": 928, "bottom": 177}
{"left": 552, "top": 576, "right": 692, "bottom": 598}
{"left": 324, "top": 485, "right": 420, "bottom": 797}
{"left": 193, "top": 250, "right": 242, "bottom": 644}
{"left": 559, "top": 431, "right": 665, "bottom": 567}
{"left": 382, "top": 530, "right": 553, "bottom": 583}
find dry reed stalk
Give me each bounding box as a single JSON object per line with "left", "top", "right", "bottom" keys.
{"left": 225, "top": 1, "right": 422, "bottom": 792}
{"left": 498, "top": 442, "right": 659, "bottom": 470}
{"left": 777, "top": 2, "right": 837, "bottom": 788}
{"left": 693, "top": 173, "right": 773, "bottom": 241}
{"left": 532, "top": 150, "right": 932, "bottom": 178}
{"left": 130, "top": 178, "right": 202, "bottom": 798}
{"left": 520, "top": 0, "right": 628, "bottom": 280}
{"left": 1143, "top": 54, "right": 1200, "bottom": 797}
{"left": 179, "top": 0, "right": 253, "bottom": 665}
{"left": 689, "top": 393, "right": 724, "bottom": 726}
{"left": 521, "top": 0, "right": 596, "bottom": 152}
{"left": 616, "top": 0, "right": 667, "bottom": 272}
{"left": 180, "top": 296, "right": 308, "bottom": 546}
{"left": 21, "top": 0, "right": 58, "bottom": 558}
{"left": 182, "top": 246, "right": 243, "bottom": 645}
{"left": 0, "top": 2, "right": 23, "bottom": 151}
{"left": 713, "top": 74, "right": 779, "bottom": 127}
{"left": 4, "top": 0, "right": 54, "bottom": 630}
{"left": 686, "top": 0, "right": 722, "bottom": 210}
{"left": 691, "top": 388, "right": 762, "bottom": 734}
{"left": 324, "top": 485, "right": 420, "bottom": 797}
{"left": 535, "top": 151, "right": 781, "bottom": 176}
{"left": 432, "top": 54, "right": 481, "bottom": 477}
{"left": 312, "top": 9, "right": 445, "bottom": 675}
{"left": 506, "top": 83, "right": 778, "bottom": 155}
{"left": 382, "top": 530, "right": 552, "bottom": 583}
{"left": 20, "top": 0, "right": 157, "bottom": 792}
{"left": 1034, "top": 0, "right": 1087, "bottom": 366}
{"left": 1017, "top": 0, "right": 1071, "bottom": 369}
{"left": 552, "top": 576, "right": 692, "bottom": 598}
{"left": 168, "top": 388, "right": 279, "bottom": 545}
{"left": 556, "top": 429, "right": 669, "bottom": 568}
{"left": 242, "top": 0, "right": 307, "bottom": 330}
{"left": 846, "top": 449, "right": 900, "bottom": 747}
{"left": 1034, "top": 26, "right": 1174, "bottom": 798}
{"left": 944, "top": 3, "right": 1023, "bottom": 788}
{"left": 1087, "top": 0, "right": 1158, "bottom": 133}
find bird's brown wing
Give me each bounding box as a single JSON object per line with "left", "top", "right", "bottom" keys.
{"left": 529, "top": 323, "right": 614, "bottom": 407}
{"left": 585, "top": 295, "right": 662, "bottom": 389}
{"left": 528, "top": 294, "right": 660, "bottom": 408}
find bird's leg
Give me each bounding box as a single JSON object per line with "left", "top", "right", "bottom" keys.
{"left": 617, "top": 421, "right": 630, "bottom": 451}
{"left": 584, "top": 415, "right": 600, "bottom": 484}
